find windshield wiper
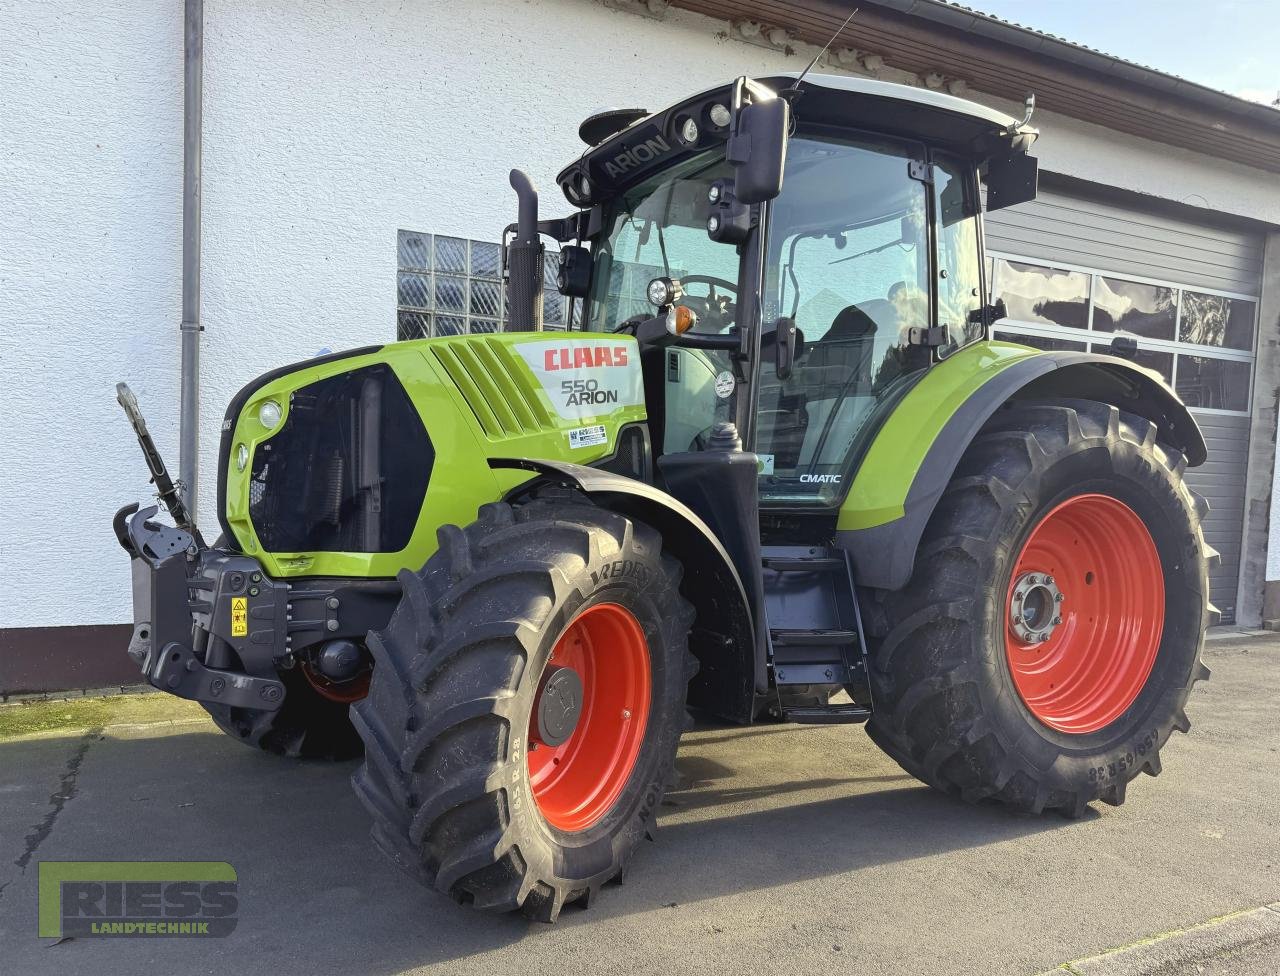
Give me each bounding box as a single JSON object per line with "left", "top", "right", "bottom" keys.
{"left": 828, "top": 236, "right": 914, "bottom": 266}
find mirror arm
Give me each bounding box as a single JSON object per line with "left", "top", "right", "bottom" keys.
{"left": 536, "top": 211, "right": 589, "bottom": 244}
{"left": 676, "top": 331, "right": 740, "bottom": 351}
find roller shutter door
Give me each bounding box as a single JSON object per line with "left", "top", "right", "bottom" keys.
{"left": 984, "top": 187, "right": 1264, "bottom": 622}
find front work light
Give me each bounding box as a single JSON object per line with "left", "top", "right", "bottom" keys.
{"left": 258, "top": 400, "right": 283, "bottom": 430}
{"left": 647, "top": 276, "right": 683, "bottom": 309}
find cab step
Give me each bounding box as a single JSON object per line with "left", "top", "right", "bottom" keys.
{"left": 762, "top": 545, "right": 873, "bottom": 721}
{"left": 781, "top": 703, "right": 872, "bottom": 725}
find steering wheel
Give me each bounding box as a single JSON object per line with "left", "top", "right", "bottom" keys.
{"left": 678, "top": 275, "right": 738, "bottom": 332}
{"left": 610, "top": 275, "right": 739, "bottom": 336}
{"left": 680, "top": 274, "right": 737, "bottom": 297}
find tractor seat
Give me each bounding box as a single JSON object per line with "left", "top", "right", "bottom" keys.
{"left": 805, "top": 300, "right": 892, "bottom": 377}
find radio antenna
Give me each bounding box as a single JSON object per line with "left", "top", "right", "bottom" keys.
{"left": 790, "top": 6, "right": 859, "bottom": 92}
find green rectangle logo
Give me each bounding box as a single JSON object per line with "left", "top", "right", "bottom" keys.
{"left": 38, "top": 861, "right": 238, "bottom": 938}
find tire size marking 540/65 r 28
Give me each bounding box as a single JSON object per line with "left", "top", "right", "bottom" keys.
{"left": 1087, "top": 728, "right": 1159, "bottom": 783}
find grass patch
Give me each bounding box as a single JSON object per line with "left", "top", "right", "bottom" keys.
{"left": 0, "top": 694, "right": 208, "bottom": 740}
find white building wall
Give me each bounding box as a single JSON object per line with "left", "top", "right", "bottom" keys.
{"left": 2, "top": 0, "right": 1278, "bottom": 631}
{"left": 0, "top": 1, "right": 183, "bottom": 628}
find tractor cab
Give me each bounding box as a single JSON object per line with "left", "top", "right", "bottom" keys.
{"left": 555, "top": 74, "right": 1039, "bottom": 526}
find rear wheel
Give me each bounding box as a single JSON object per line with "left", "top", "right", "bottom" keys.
{"left": 862, "top": 400, "right": 1215, "bottom": 816}
{"left": 351, "top": 500, "right": 695, "bottom": 920}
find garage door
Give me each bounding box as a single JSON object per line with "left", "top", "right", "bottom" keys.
{"left": 984, "top": 187, "right": 1265, "bottom": 622}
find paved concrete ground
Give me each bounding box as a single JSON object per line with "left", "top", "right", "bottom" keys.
{"left": 0, "top": 636, "right": 1276, "bottom": 976}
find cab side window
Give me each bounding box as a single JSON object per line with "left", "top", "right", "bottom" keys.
{"left": 934, "top": 157, "right": 984, "bottom": 353}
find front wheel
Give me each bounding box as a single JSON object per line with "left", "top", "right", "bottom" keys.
{"left": 351, "top": 500, "right": 695, "bottom": 920}
{"left": 862, "top": 399, "right": 1215, "bottom": 817}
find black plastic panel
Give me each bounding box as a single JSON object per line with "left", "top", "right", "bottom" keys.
{"left": 249, "top": 365, "right": 432, "bottom": 554}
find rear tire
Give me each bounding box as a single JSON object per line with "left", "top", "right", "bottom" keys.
{"left": 862, "top": 399, "right": 1215, "bottom": 817}
{"left": 351, "top": 500, "right": 695, "bottom": 920}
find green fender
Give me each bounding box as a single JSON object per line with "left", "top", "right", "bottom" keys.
{"left": 837, "top": 340, "right": 1206, "bottom": 591}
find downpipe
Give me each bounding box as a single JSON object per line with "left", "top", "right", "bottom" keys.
{"left": 179, "top": 0, "right": 203, "bottom": 519}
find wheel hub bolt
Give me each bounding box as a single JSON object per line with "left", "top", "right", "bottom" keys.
{"left": 1009, "top": 571, "right": 1066, "bottom": 644}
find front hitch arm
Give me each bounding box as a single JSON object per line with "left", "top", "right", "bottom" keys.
{"left": 116, "top": 382, "right": 207, "bottom": 550}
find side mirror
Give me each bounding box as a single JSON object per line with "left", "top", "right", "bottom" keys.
{"left": 726, "top": 78, "right": 790, "bottom": 205}
{"left": 985, "top": 151, "right": 1038, "bottom": 212}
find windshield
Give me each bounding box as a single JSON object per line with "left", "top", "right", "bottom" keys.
{"left": 757, "top": 133, "right": 933, "bottom": 505}
{"left": 586, "top": 151, "right": 741, "bottom": 332}
{"left": 587, "top": 151, "right": 745, "bottom": 453}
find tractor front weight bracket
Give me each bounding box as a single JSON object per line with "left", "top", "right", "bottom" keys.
{"left": 117, "top": 504, "right": 286, "bottom": 712}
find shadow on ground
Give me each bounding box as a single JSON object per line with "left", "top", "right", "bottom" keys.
{"left": 0, "top": 716, "right": 1069, "bottom": 975}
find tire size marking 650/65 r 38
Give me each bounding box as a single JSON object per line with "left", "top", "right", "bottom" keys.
{"left": 1087, "top": 728, "right": 1159, "bottom": 783}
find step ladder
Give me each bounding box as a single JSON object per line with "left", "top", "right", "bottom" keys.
{"left": 762, "top": 546, "right": 873, "bottom": 724}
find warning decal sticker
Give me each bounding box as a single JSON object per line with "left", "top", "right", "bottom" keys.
{"left": 230, "top": 597, "right": 248, "bottom": 638}
{"left": 515, "top": 339, "right": 644, "bottom": 421}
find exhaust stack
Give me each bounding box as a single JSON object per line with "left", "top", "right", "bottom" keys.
{"left": 505, "top": 169, "right": 544, "bottom": 332}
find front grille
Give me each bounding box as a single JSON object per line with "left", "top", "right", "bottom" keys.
{"left": 248, "top": 364, "right": 433, "bottom": 553}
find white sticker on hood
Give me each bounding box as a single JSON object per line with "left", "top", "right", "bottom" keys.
{"left": 515, "top": 339, "right": 643, "bottom": 420}
{"left": 568, "top": 424, "right": 608, "bottom": 449}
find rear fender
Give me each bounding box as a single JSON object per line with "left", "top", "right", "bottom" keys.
{"left": 492, "top": 458, "right": 759, "bottom": 722}
{"left": 838, "top": 342, "right": 1205, "bottom": 591}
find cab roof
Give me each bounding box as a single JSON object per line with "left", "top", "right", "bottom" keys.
{"left": 767, "top": 71, "right": 1022, "bottom": 133}
{"left": 559, "top": 73, "right": 1033, "bottom": 206}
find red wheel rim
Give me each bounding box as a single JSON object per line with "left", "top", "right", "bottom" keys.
{"left": 1005, "top": 493, "right": 1164, "bottom": 734}
{"left": 528, "top": 603, "right": 651, "bottom": 832}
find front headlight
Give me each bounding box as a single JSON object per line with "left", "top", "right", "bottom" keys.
{"left": 235, "top": 443, "right": 249, "bottom": 472}
{"left": 258, "top": 400, "right": 282, "bottom": 430}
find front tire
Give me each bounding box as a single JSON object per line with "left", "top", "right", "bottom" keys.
{"left": 351, "top": 500, "right": 695, "bottom": 920}
{"left": 863, "top": 399, "right": 1215, "bottom": 817}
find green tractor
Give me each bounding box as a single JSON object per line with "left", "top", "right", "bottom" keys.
{"left": 116, "top": 72, "right": 1216, "bottom": 921}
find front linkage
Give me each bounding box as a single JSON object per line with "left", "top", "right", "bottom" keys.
{"left": 113, "top": 385, "right": 390, "bottom": 717}
{"left": 114, "top": 504, "right": 287, "bottom": 711}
